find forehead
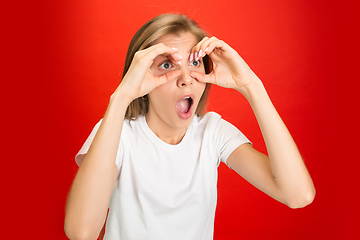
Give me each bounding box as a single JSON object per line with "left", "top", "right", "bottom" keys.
{"left": 154, "top": 32, "right": 199, "bottom": 50}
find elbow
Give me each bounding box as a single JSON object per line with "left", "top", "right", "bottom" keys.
{"left": 64, "top": 228, "right": 95, "bottom": 240}
{"left": 64, "top": 225, "right": 86, "bottom": 240}
{"left": 64, "top": 220, "right": 99, "bottom": 240}
{"left": 285, "top": 187, "right": 316, "bottom": 209}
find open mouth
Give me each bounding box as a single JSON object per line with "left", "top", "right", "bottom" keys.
{"left": 175, "top": 96, "right": 193, "bottom": 115}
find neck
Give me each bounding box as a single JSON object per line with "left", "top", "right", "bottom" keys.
{"left": 145, "top": 114, "right": 188, "bottom": 145}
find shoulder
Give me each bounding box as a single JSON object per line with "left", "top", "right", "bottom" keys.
{"left": 123, "top": 116, "right": 143, "bottom": 132}
{"left": 121, "top": 115, "right": 150, "bottom": 140}
{"left": 197, "top": 112, "right": 250, "bottom": 144}
{"left": 200, "top": 111, "right": 221, "bottom": 120}
{"left": 193, "top": 111, "right": 237, "bottom": 132}
{"left": 189, "top": 112, "right": 226, "bottom": 139}
{"left": 193, "top": 111, "right": 222, "bottom": 126}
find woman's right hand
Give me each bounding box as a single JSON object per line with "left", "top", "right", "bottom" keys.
{"left": 113, "top": 43, "right": 183, "bottom": 102}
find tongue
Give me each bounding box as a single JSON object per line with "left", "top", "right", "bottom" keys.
{"left": 176, "top": 98, "right": 190, "bottom": 114}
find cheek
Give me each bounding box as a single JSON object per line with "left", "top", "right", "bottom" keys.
{"left": 149, "top": 87, "right": 173, "bottom": 108}
{"left": 194, "top": 83, "right": 207, "bottom": 104}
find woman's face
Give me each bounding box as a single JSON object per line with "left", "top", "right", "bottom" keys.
{"left": 147, "top": 32, "right": 206, "bottom": 134}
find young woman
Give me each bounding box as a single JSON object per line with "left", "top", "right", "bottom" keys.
{"left": 65, "top": 14, "right": 315, "bottom": 240}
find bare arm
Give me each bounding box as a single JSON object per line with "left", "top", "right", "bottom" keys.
{"left": 64, "top": 93, "right": 131, "bottom": 240}
{"left": 64, "top": 44, "right": 183, "bottom": 240}
{"left": 227, "top": 79, "right": 315, "bottom": 208}
{"left": 191, "top": 37, "right": 315, "bottom": 208}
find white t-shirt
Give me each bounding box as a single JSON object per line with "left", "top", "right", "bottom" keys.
{"left": 76, "top": 112, "right": 250, "bottom": 240}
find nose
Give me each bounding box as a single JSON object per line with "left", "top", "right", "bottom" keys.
{"left": 176, "top": 67, "right": 193, "bottom": 87}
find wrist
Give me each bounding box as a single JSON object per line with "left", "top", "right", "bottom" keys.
{"left": 107, "top": 88, "right": 135, "bottom": 117}
{"left": 236, "top": 75, "right": 266, "bottom": 101}
{"left": 110, "top": 86, "right": 135, "bottom": 106}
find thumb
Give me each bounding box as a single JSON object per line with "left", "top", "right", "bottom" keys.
{"left": 190, "top": 71, "right": 214, "bottom": 84}
{"left": 156, "top": 70, "right": 182, "bottom": 86}
{"left": 165, "top": 70, "right": 182, "bottom": 81}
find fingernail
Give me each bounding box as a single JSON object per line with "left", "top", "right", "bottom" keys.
{"left": 178, "top": 53, "right": 183, "bottom": 60}
{"left": 172, "top": 47, "right": 178, "bottom": 50}
{"left": 204, "top": 47, "right": 209, "bottom": 53}
{"left": 189, "top": 53, "right": 193, "bottom": 61}
{"left": 195, "top": 52, "right": 198, "bottom": 60}
{"left": 190, "top": 74, "right": 196, "bottom": 79}
{"left": 178, "top": 61, "right": 182, "bottom": 65}
{"left": 199, "top": 49, "right": 202, "bottom": 58}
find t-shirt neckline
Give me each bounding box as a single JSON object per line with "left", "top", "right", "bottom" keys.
{"left": 139, "top": 115, "right": 193, "bottom": 151}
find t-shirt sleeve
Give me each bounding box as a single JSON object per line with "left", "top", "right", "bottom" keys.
{"left": 75, "top": 119, "right": 125, "bottom": 170}
{"left": 213, "top": 116, "right": 251, "bottom": 167}
{"left": 75, "top": 119, "right": 103, "bottom": 167}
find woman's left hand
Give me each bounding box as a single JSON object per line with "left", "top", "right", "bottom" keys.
{"left": 190, "top": 37, "right": 260, "bottom": 92}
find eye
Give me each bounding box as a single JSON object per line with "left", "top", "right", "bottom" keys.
{"left": 190, "top": 59, "right": 201, "bottom": 67}
{"left": 159, "top": 61, "right": 174, "bottom": 70}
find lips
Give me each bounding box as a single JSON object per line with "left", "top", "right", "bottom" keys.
{"left": 175, "top": 94, "right": 194, "bottom": 119}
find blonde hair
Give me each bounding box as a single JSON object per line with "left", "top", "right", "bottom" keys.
{"left": 122, "top": 14, "right": 212, "bottom": 120}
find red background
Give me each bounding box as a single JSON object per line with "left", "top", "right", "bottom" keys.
{"left": 3, "top": 0, "right": 359, "bottom": 239}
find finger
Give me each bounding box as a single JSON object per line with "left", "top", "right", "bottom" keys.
{"left": 153, "top": 44, "right": 183, "bottom": 63}
{"left": 155, "top": 70, "right": 182, "bottom": 87}
{"left": 191, "top": 37, "right": 209, "bottom": 55}
{"left": 203, "top": 38, "right": 228, "bottom": 57}
{"left": 140, "top": 43, "right": 183, "bottom": 67}
{"left": 168, "top": 53, "right": 183, "bottom": 66}
{"left": 190, "top": 71, "right": 215, "bottom": 84}
{"left": 192, "top": 37, "right": 220, "bottom": 60}
{"left": 190, "top": 37, "right": 212, "bottom": 61}
{"left": 167, "top": 48, "right": 183, "bottom": 64}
